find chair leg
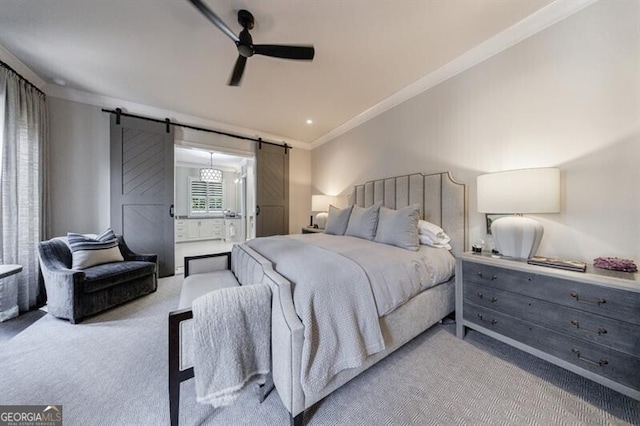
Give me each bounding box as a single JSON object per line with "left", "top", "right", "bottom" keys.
{"left": 168, "top": 309, "right": 193, "bottom": 426}
{"left": 169, "top": 376, "right": 179, "bottom": 426}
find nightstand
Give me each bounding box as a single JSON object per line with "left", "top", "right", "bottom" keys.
{"left": 456, "top": 252, "right": 640, "bottom": 400}
{"left": 302, "top": 227, "right": 324, "bottom": 234}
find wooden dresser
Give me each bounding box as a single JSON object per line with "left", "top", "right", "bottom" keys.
{"left": 456, "top": 252, "right": 640, "bottom": 400}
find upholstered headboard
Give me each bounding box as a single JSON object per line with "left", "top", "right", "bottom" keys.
{"left": 348, "top": 172, "right": 468, "bottom": 256}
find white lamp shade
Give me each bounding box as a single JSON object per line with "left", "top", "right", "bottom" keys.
{"left": 477, "top": 168, "right": 560, "bottom": 214}
{"left": 311, "top": 195, "right": 334, "bottom": 212}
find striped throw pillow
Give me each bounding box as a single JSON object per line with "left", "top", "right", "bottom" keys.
{"left": 67, "top": 228, "right": 124, "bottom": 269}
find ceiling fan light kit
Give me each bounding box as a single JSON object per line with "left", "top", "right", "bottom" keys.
{"left": 188, "top": 0, "right": 315, "bottom": 86}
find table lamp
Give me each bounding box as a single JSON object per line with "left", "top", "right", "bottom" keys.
{"left": 311, "top": 195, "right": 334, "bottom": 229}
{"left": 477, "top": 167, "right": 560, "bottom": 259}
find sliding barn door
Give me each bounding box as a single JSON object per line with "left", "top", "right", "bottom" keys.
{"left": 256, "top": 143, "right": 289, "bottom": 237}
{"left": 110, "top": 115, "right": 175, "bottom": 277}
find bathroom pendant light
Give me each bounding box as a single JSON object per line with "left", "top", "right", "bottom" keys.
{"left": 200, "top": 152, "right": 222, "bottom": 183}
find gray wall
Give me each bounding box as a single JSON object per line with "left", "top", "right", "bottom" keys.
{"left": 48, "top": 97, "right": 110, "bottom": 236}
{"left": 312, "top": 0, "right": 640, "bottom": 261}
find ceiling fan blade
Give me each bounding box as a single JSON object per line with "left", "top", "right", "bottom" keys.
{"left": 253, "top": 44, "right": 315, "bottom": 60}
{"left": 228, "top": 55, "right": 247, "bottom": 86}
{"left": 188, "top": 0, "right": 239, "bottom": 43}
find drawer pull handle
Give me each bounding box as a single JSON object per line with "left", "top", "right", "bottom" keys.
{"left": 570, "top": 320, "right": 607, "bottom": 336}
{"left": 476, "top": 313, "right": 497, "bottom": 325}
{"left": 476, "top": 292, "right": 497, "bottom": 303}
{"left": 477, "top": 272, "right": 497, "bottom": 280}
{"left": 571, "top": 348, "right": 608, "bottom": 367}
{"left": 570, "top": 293, "right": 606, "bottom": 306}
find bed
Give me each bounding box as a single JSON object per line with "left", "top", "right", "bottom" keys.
{"left": 169, "top": 171, "right": 467, "bottom": 425}
{"left": 236, "top": 171, "right": 466, "bottom": 424}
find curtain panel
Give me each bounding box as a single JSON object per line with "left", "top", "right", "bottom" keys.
{"left": 0, "top": 65, "right": 49, "bottom": 321}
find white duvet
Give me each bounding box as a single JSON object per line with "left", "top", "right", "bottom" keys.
{"left": 292, "top": 233, "right": 455, "bottom": 316}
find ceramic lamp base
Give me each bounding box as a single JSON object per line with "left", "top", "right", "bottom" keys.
{"left": 315, "top": 212, "right": 328, "bottom": 229}
{"left": 491, "top": 215, "right": 543, "bottom": 259}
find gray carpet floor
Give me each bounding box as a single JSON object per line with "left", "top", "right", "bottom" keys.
{"left": 1, "top": 275, "right": 638, "bottom": 426}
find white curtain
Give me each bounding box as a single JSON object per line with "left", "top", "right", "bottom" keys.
{"left": 0, "top": 64, "right": 49, "bottom": 321}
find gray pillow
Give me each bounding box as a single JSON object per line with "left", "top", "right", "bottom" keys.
{"left": 374, "top": 204, "right": 421, "bottom": 251}
{"left": 324, "top": 205, "right": 353, "bottom": 235}
{"left": 345, "top": 204, "right": 380, "bottom": 240}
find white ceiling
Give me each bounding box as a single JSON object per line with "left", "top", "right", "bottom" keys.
{"left": 0, "top": 0, "right": 556, "bottom": 145}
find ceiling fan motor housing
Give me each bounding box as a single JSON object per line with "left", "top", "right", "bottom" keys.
{"left": 237, "top": 28, "right": 254, "bottom": 57}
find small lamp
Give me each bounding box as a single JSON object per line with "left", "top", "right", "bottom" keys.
{"left": 311, "top": 195, "right": 334, "bottom": 229}
{"left": 477, "top": 167, "right": 560, "bottom": 259}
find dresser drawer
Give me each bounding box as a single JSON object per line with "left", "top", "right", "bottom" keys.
{"left": 462, "top": 262, "right": 640, "bottom": 325}
{"left": 464, "top": 281, "right": 640, "bottom": 356}
{"left": 464, "top": 302, "right": 640, "bottom": 391}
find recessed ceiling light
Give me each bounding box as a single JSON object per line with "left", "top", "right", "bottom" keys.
{"left": 52, "top": 78, "right": 66, "bottom": 86}
{"left": 306, "top": 119, "right": 313, "bottom": 125}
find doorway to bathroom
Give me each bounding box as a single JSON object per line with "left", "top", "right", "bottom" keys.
{"left": 174, "top": 145, "right": 255, "bottom": 275}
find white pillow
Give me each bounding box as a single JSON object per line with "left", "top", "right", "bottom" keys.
{"left": 418, "top": 220, "right": 451, "bottom": 243}
{"left": 419, "top": 234, "right": 452, "bottom": 250}
{"left": 374, "top": 204, "right": 420, "bottom": 251}
{"left": 418, "top": 220, "right": 452, "bottom": 250}
{"left": 67, "top": 228, "right": 124, "bottom": 269}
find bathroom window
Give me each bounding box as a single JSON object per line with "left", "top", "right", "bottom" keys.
{"left": 189, "top": 178, "right": 223, "bottom": 214}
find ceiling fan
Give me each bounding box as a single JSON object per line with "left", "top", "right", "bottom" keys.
{"left": 188, "top": 0, "right": 315, "bottom": 86}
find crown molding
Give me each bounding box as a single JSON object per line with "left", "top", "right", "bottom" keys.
{"left": 44, "top": 84, "right": 310, "bottom": 150}
{"left": 0, "top": 44, "right": 48, "bottom": 90}
{"left": 309, "top": 0, "right": 598, "bottom": 150}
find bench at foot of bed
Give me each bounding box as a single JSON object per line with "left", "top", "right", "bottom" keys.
{"left": 168, "top": 252, "right": 242, "bottom": 426}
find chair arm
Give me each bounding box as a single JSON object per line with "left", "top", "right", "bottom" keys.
{"left": 38, "top": 259, "right": 86, "bottom": 319}
{"left": 117, "top": 235, "right": 158, "bottom": 263}
{"left": 184, "top": 252, "right": 231, "bottom": 277}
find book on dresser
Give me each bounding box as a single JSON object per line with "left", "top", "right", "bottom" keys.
{"left": 527, "top": 255, "right": 587, "bottom": 272}
{"left": 455, "top": 252, "right": 640, "bottom": 401}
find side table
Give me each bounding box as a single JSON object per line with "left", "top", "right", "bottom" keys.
{"left": 0, "top": 264, "right": 23, "bottom": 322}
{"left": 301, "top": 227, "right": 324, "bottom": 234}
{"left": 0, "top": 264, "right": 22, "bottom": 279}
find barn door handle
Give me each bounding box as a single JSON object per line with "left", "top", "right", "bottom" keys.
{"left": 256, "top": 205, "right": 261, "bottom": 216}
{"left": 169, "top": 204, "right": 174, "bottom": 218}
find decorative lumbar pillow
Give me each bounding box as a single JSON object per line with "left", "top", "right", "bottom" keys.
{"left": 324, "top": 205, "right": 353, "bottom": 236}
{"left": 418, "top": 220, "right": 452, "bottom": 250}
{"left": 374, "top": 204, "right": 421, "bottom": 251}
{"left": 345, "top": 204, "right": 380, "bottom": 240}
{"left": 67, "top": 228, "right": 124, "bottom": 269}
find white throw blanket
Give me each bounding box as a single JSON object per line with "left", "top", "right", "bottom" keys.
{"left": 192, "top": 284, "right": 271, "bottom": 408}
{"left": 245, "top": 237, "right": 385, "bottom": 395}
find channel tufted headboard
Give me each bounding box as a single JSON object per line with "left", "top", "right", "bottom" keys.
{"left": 348, "top": 171, "right": 468, "bottom": 256}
